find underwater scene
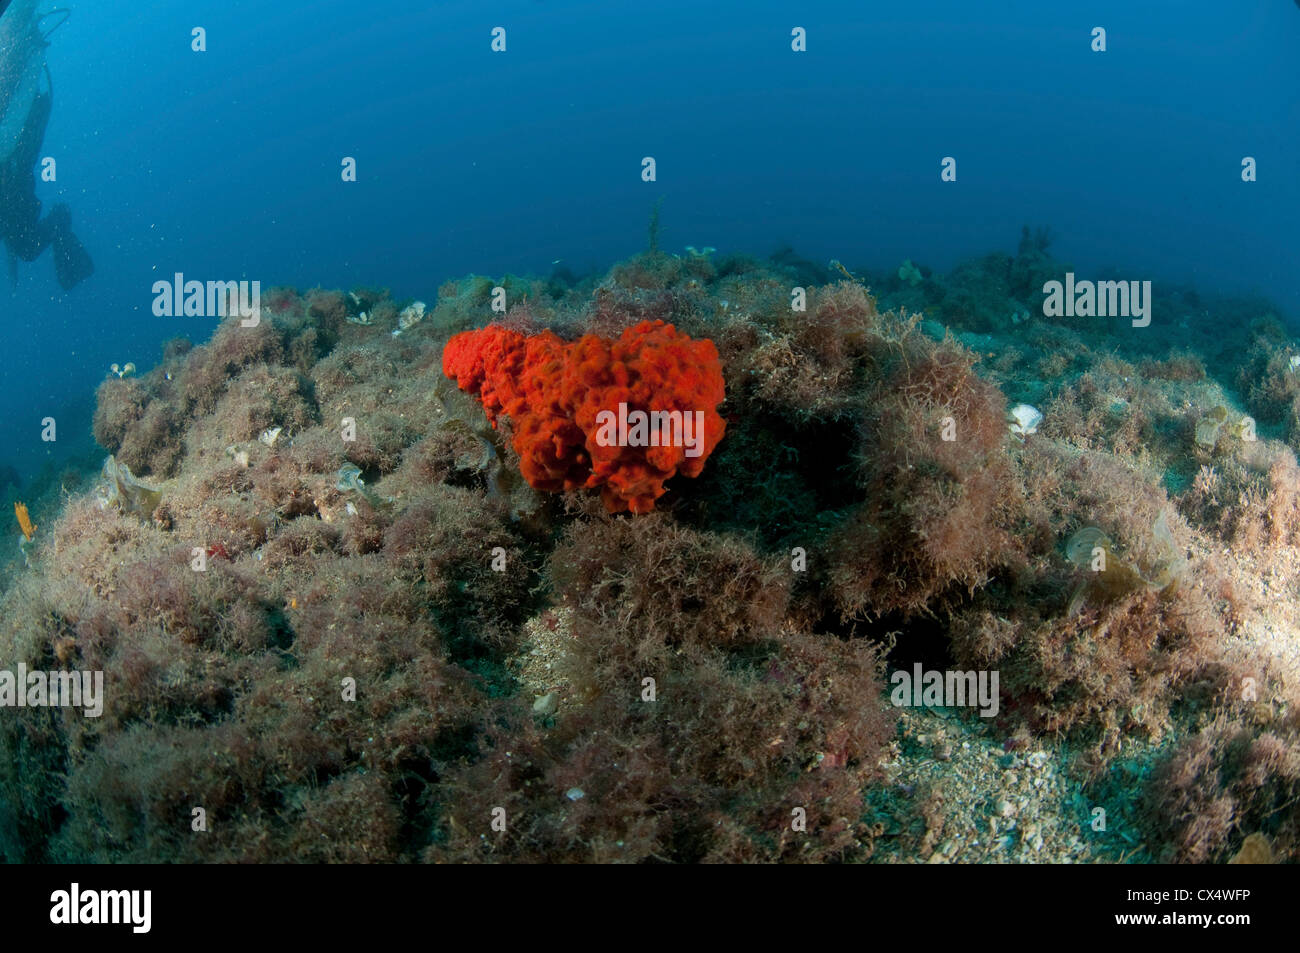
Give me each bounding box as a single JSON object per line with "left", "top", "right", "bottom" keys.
{"left": 0, "top": 1, "right": 1297, "bottom": 869}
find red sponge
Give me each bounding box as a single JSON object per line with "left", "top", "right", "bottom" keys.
{"left": 442, "top": 320, "right": 726, "bottom": 513}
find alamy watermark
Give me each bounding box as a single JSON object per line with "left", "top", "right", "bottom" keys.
{"left": 0, "top": 665, "right": 103, "bottom": 717}
{"left": 152, "top": 273, "right": 261, "bottom": 325}
{"left": 1042, "top": 272, "right": 1151, "bottom": 328}
{"left": 593, "top": 403, "right": 707, "bottom": 458}
{"left": 50, "top": 883, "right": 150, "bottom": 933}
{"left": 890, "top": 664, "right": 999, "bottom": 717}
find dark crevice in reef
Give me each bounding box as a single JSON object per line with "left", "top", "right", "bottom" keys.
{"left": 392, "top": 754, "right": 444, "bottom": 852}
{"left": 879, "top": 611, "right": 957, "bottom": 674}
{"left": 430, "top": 540, "right": 551, "bottom": 698}
{"left": 805, "top": 602, "right": 957, "bottom": 674}
{"left": 677, "top": 412, "right": 862, "bottom": 550}
{"left": 264, "top": 605, "right": 297, "bottom": 661}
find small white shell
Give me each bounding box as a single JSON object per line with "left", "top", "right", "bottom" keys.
{"left": 392, "top": 301, "right": 427, "bottom": 336}
{"left": 1008, "top": 403, "right": 1043, "bottom": 437}
{"left": 259, "top": 426, "right": 283, "bottom": 447}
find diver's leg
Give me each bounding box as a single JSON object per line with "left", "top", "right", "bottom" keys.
{"left": 2, "top": 200, "right": 93, "bottom": 288}
{"left": 48, "top": 203, "right": 93, "bottom": 289}
{"left": 0, "top": 89, "right": 92, "bottom": 288}
{"left": 1, "top": 181, "right": 49, "bottom": 261}
{"left": 12, "top": 91, "right": 53, "bottom": 177}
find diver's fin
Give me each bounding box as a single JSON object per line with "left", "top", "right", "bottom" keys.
{"left": 49, "top": 204, "right": 93, "bottom": 290}
{"left": 38, "top": 8, "right": 71, "bottom": 42}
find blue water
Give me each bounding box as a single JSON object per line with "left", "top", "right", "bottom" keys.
{"left": 3, "top": 0, "right": 1297, "bottom": 481}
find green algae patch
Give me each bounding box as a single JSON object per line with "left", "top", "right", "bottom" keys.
{"left": 1064, "top": 509, "right": 1186, "bottom": 614}
{"left": 1194, "top": 404, "right": 1230, "bottom": 451}
{"left": 101, "top": 456, "right": 162, "bottom": 519}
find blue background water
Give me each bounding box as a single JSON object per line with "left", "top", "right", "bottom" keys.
{"left": 2, "top": 0, "right": 1297, "bottom": 482}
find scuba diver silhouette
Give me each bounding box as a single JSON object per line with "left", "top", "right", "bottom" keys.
{"left": 0, "top": 0, "right": 93, "bottom": 290}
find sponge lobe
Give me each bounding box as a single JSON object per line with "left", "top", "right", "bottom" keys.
{"left": 443, "top": 320, "right": 726, "bottom": 513}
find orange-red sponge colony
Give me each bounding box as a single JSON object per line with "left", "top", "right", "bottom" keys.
{"left": 442, "top": 320, "right": 727, "bottom": 513}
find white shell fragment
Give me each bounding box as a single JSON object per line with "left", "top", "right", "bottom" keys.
{"left": 1008, "top": 403, "right": 1043, "bottom": 437}
{"left": 259, "top": 426, "right": 283, "bottom": 447}
{"left": 391, "top": 300, "right": 427, "bottom": 337}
